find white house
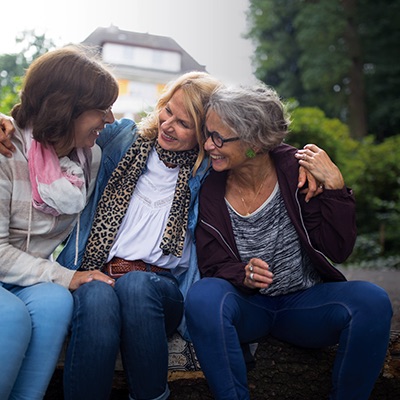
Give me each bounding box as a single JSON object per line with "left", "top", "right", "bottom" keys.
{"left": 82, "top": 26, "right": 207, "bottom": 120}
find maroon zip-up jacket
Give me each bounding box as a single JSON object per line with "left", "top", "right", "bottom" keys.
{"left": 195, "top": 144, "right": 357, "bottom": 294}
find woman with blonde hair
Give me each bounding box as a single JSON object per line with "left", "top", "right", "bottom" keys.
{"left": 56, "top": 71, "right": 222, "bottom": 400}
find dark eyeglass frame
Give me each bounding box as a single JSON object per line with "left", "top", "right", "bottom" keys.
{"left": 206, "top": 130, "right": 240, "bottom": 148}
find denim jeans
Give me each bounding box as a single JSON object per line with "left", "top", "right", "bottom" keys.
{"left": 0, "top": 282, "right": 73, "bottom": 400}
{"left": 64, "top": 271, "right": 184, "bottom": 400}
{"left": 185, "top": 278, "right": 393, "bottom": 400}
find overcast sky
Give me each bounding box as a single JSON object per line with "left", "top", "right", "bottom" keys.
{"left": 1, "top": 0, "right": 257, "bottom": 85}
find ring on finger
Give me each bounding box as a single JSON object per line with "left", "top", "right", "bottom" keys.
{"left": 318, "top": 183, "right": 324, "bottom": 189}
{"left": 250, "top": 272, "right": 254, "bottom": 281}
{"left": 249, "top": 264, "right": 253, "bottom": 272}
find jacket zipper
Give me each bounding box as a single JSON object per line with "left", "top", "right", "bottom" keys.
{"left": 199, "top": 219, "right": 240, "bottom": 261}
{"left": 294, "top": 187, "right": 338, "bottom": 269}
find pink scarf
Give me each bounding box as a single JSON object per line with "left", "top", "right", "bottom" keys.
{"left": 28, "top": 139, "right": 90, "bottom": 216}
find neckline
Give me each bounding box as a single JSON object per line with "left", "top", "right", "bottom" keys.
{"left": 226, "top": 181, "right": 279, "bottom": 217}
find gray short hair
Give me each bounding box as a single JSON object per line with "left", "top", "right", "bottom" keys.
{"left": 207, "top": 83, "right": 290, "bottom": 151}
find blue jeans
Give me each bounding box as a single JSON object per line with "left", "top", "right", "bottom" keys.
{"left": 0, "top": 282, "right": 73, "bottom": 400}
{"left": 64, "top": 271, "right": 184, "bottom": 400}
{"left": 185, "top": 278, "right": 393, "bottom": 400}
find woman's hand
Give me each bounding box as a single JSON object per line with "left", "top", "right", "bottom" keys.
{"left": 295, "top": 144, "right": 344, "bottom": 200}
{"left": 0, "top": 115, "right": 16, "bottom": 157}
{"left": 69, "top": 270, "right": 115, "bottom": 291}
{"left": 297, "top": 166, "right": 324, "bottom": 202}
{"left": 244, "top": 258, "right": 273, "bottom": 289}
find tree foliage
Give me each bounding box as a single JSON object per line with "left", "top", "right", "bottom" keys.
{"left": 355, "top": 135, "right": 400, "bottom": 254}
{"left": 0, "top": 30, "right": 56, "bottom": 114}
{"left": 0, "top": 76, "right": 22, "bottom": 114}
{"left": 286, "top": 105, "right": 362, "bottom": 187}
{"left": 286, "top": 105, "right": 400, "bottom": 259}
{"left": 246, "top": 0, "right": 400, "bottom": 140}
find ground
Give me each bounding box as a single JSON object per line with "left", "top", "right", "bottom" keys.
{"left": 44, "top": 267, "right": 400, "bottom": 399}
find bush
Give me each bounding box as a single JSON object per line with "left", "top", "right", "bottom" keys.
{"left": 286, "top": 106, "right": 400, "bottom": 261}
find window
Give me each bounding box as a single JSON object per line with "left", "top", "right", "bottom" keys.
{"left": 103, "top": 43, "right": 181, "bottom": 72}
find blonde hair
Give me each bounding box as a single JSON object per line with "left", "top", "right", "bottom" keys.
{"left": 139, "top": 71, "right": 221, "bottom": 174}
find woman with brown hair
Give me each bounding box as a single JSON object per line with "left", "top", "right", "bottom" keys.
{"left": 0, "top": 45, "right": 118, "bottom": 399}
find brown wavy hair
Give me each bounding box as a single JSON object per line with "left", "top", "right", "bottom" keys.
{"left": 11, "top": 44, "right": 119, "bottom": 154}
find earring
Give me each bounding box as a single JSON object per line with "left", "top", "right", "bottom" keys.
{"left": 245, "top": 148, "right": 256, "bottom": 158}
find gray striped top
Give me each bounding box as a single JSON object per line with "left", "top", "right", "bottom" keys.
{"left": 226, "top": 183, "right": 322, "bottom": 296}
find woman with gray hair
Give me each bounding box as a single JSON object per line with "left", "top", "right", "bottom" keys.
{"left": 185, "top": 83, "right": 392, "bottom": 399}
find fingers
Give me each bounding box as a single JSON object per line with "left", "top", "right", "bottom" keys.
{"left": 69, "top": 270, "right": 115, "bottom": 291}
{"left": 303, "top": 184, "right": 324, "bottom": 203}
{"left": 297, "top": 165, "right": 307, "bottom": 189}
{"left": 0, "top": 143, "right": 14, "bottom": 158}
{"left": 298, "top": 161, "right": 325, "bottom": 202}
{"left": 0, "top": 131, "right": 15, "bottom": 158}
{"left": 304, "top": 168, "right": 323, "bottom": 202}
{"left": 295, "top": 145, "right": 324, "bottom": 167}
{"left": 244, "top": 259, "right": 273, "bottom": 289}
{"left": 303, "top": 143, "right": 320, "bottom": 152}
{"left": 90, "top": 270, "right": 115, "bottom": 285}
{"left": 0, "top": 117, "right": 16, "bottom": 156}
{"left": 295, "top": 144, "right": 345, "bottom": 191}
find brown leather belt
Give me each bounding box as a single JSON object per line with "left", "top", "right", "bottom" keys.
{"left": 103, "top": 257, "right": 166, "bottom": 278}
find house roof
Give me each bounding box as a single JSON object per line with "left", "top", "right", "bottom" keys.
{"left": 81, "top": 25, "right": 207, "bottom": 74}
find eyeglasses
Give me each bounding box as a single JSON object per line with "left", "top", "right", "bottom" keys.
{"left": 96, "top": 106, "right": 113, "bottom": 121}
{"left": 205, "top": 130, "right": 240, "bottom": 148}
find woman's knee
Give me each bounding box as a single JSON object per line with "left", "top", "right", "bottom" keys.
{"left": 0, "top": 294, "right": 32, "bottom": 343}
{"left": 351, "top": 281, "right": 391, "bottom": 311}
{"left": 115, "top": 271, "right": 175, "bottom": 302}
{"left": 115, "top": 271, "right": 148, "bottom": 297}
{"left": 115, "top": 272, "right": 182, "bottom": 322}
{"left": 22, "top": 283, "right": 73, "bottom": 326}
{"left": 74, "top": 280, "right": 117, "bottom": 305}
{"left": 41, "top": 282, "right": 73, "bottom": 306}
{"left": 185, "top": 278, "right": 235, "bottom": 325}
{"left": 73, "top": 280, "right": 120, "bottom": 319}
{"left": 187, "top": 278, "right": 231, "bottom": 306}
{"left": 343, "top": 281, "right": 393, "bottom": 330}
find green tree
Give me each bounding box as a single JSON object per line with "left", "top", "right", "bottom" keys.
{"left": 286, "top": 104, "right": 400, "bottom": 258}
{"left": 246, "top": 0, "right": 400, "bottom": 140}
{"left": 286, "top": 105, "right": 361, "bottom": 186}
{"left": 0, "top": 77, "right": 22, "bottom": 114}
{"left": 0, "top": 30, "right": 56, "bottom": 113}
{"left": 358, "top": 1, "right": 400, "bottom": 141}
{"left": 355, "top": 135, "right": 400, "bottom": 254}
{"left": 246, "top": 1, "right": 303, "bottom": 102}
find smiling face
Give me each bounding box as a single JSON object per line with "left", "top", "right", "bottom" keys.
{"left": 157, "top": 89, "right": 198, "bottom": 152}
{"left": 57, "top": 107, "right": 115, "bottom": 156}
{"left": 204, "top": 110, "right": 246, "bottom": 172}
